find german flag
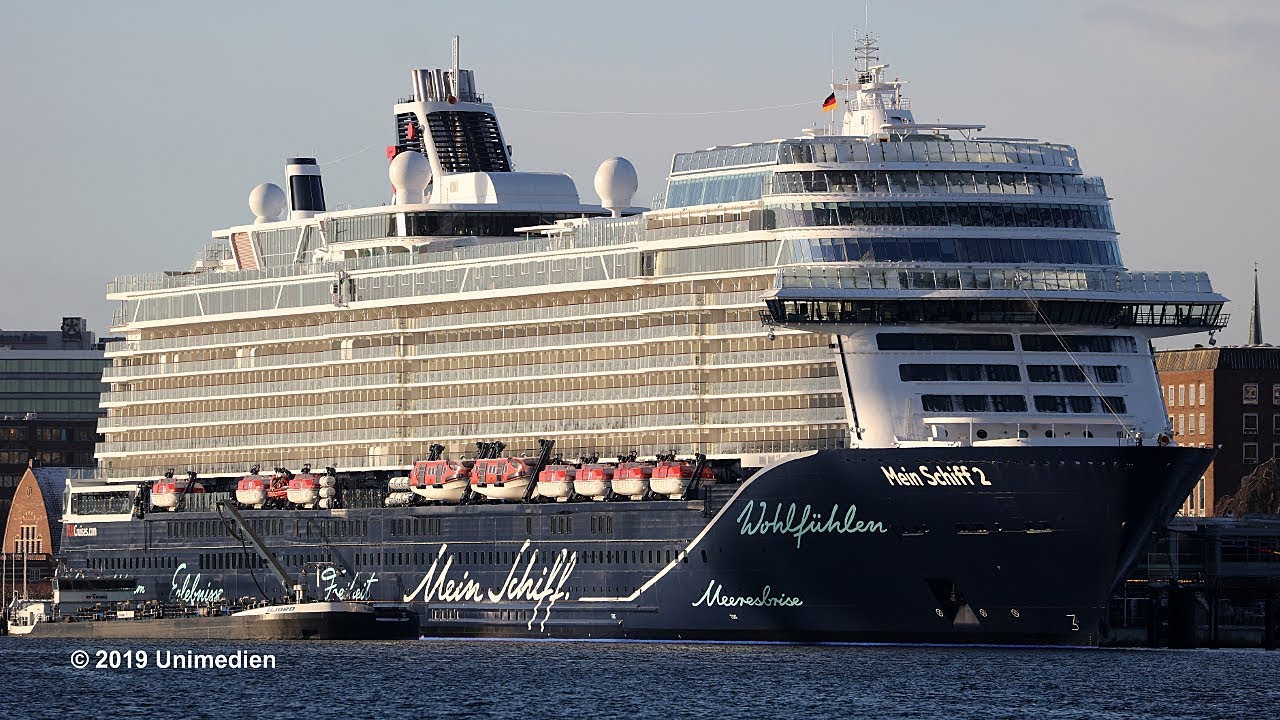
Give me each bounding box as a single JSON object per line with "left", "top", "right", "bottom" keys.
{"left": 822, "top": 92, "right": 837, "bottom": 112}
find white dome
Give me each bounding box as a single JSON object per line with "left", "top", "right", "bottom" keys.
{"left": 593, "top": 156, "right": 638, "bottom": 215}
{"left": 248, "top": 183, "right": 286, "bottom": 223}
{"left": 389, "top": 151, "right": 431, "bottom": 205}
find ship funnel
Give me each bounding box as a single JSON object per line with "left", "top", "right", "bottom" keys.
{"left": 285, "top": 157, "right": 326, "bottom": 220}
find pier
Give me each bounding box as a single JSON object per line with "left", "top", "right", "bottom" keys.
{"left": 1111, "top": 516, "right": 1280, "bottom": 648}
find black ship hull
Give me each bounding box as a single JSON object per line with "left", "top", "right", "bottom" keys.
{"left": 57, "top": 446, "right": 1212, "bottom": 645}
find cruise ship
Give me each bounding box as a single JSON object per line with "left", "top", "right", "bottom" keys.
{"left": 57, "top": 36, "right": 1224, "bottom": 644}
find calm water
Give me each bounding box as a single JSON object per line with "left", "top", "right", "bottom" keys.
{"left": 1, "top": 638, "right": 1276, "bottom": 719}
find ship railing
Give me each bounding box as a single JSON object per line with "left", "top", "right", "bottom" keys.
{"left": 99, "top": 372, "right": 402, "bottom": 406}
{"left": 410, "top": 346, "right": 832, "bottom": 385}
{"left": 102, "top": 345, "right": 405, "bottom": 381}
{"left": 106, "top": 219, "right": 654, "bottom": 297}
{"left": 102, "top": 290, "right": 768, "bottom": 358}
{"left": 774, "top": 265, "right": 1217, "bottom": 295}
{"left": 95, "top": 408, "right": 847, "bottom": 455}
{"left": 96, "top": 433, "right": 853, "bottom": 482}
{"left": 646, "top": 220, "right": 752, "bottom": 242}
{"left": 98, "top": 399, "right": 405, "bottom": 431}
{"left": 764, "top": 173, "right": 1108, "bottom": 198}
{"left": 97, "top": 346, "right": 836, "bottom": 408}
{"left": 100, "top": 320, "right": 777, "bottom": 381}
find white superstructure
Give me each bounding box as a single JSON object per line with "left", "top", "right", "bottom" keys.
{"left": 94, "top": 36, "right": 1226, "bottom": 484}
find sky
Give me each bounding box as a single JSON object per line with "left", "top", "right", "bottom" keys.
{"left": 0, "top": 0, "right": 1276, "bottom": 344}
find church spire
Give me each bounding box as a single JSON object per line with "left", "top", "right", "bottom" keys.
{"left": 1248, "top": 264, "right": 1263, "bottom": 345}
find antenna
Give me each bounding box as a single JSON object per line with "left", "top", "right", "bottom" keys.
{"left": 451, "top": 35, "right": 460, "bottom": 101}
{"left": 830, "top": 31, "right": 836, "bottom": 135}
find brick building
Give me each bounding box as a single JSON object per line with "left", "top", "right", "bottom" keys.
{"left": 1155, "top": 346, "right": 1280, "bottom": 516}
{"left": 2, "top": 466, "right": 77, "bottom": 589}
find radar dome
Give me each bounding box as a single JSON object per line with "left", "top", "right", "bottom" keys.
{"left": 593, "top": 156, "right": 638, "bottom": 217}
{"left": 389, "top": 150, "right": 431, "bottom": 205}
{"left": 248, "top": 183, "right": 286, "bottom": 224}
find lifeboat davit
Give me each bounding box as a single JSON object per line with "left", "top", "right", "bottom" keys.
{"left": 536, "top": 464, "right": 575, "bottom": 502}
{"left": 613, "top": 461, "right": 654, "bottom": 500}
{"left": 471, "top": 456, "right": 538, "bottom": 501}
{"left": 287, "top": 466, "right": 321, "bottom": 508}
{"left": 236, "top": 466, "right": 269, "bottom": 508}
{"left": 151, "top": 474, "right": 205, "bottom": 511}
{"left": 409, "top": 459, "right": 472, "bottom": 503}
{"left": 651, "top": 460, "right": 714, "bottom": 499}
{"left": 573, "top": 463, "right": 614, "bottom": 500}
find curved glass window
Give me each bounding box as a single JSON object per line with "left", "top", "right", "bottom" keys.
{"left": 1033, "top": 395, "right": 1128, "bottom": 414}
{"left": 665, "top": 171, "right": 773, "bottom": 208}
{"left": 877, "top": 333, "right": 1014, "bottom": 351}
{"left": 900, "top": 364, "right": 1021, "bottom": 382}
{"left": 782, "top": 236, "right": 1121, "bottom": 266}
{"left": 766, "top": 202, "right": 1114, "bottom": 231}
{"left": 770, "top": 171, "right": 1105, "bottom": 198}
{"left": 920, "top": 394, "right": 1028, "bottom": 413}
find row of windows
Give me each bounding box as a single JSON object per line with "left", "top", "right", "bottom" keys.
{"left": 0, "top": 379, "right": 107, "bottom": 394}
{"left": 0, "top": 359, "right": 109, "bottom": 374}
{"left": 1028, "top": 365, "right": 1126, "bottom": 384}
{"left": 900, "top": 364, "right": 1021, "bottom": 382}
{"left": 664, "top": 171, "right": 772, "bottom": 208}
{"left": 1172, "top": 413, "right": 1208, "bottom": 436}
{"left": 1241, "top": 383, "right": 1280, "bottom": 406}
{"left": 921, "top": 393, "right": 1127, "bottom": 414}
{"left": 70, "top": 491, "right": 133, "bottom": 516}
{"left": 771, "top": 298, "right": 1215, "bottom": 329}
{"left": 776, "top": 139, "right": 1077, "bottom": 168}
{"left": 787, "top": 236, "right": 1121, "bottom": 266}
{"left": 771, "top": 170, "right": 1105, "bottom": 198}
{"left": 922, "top": 395, "right": 1027, "bottom": 413}
{"left": 0, "top": 450, "right": 87, "bottom": 466}
{"left": 1166, "top": 383, "right": 1209, "bottom": 408}
{"left": 0, "top": 398, "right": 103, "bottom": 414}
{"left": 88, "top": 555, "right": 180, "bottom": 571}
{"left": 878, "top": 333, "right": 1138, "bottom": 354}
{"left": 671, "top": 143, "right": 780, "bottom": 173}
{"left": 1237, "top": 413, "right": 1280, "bottom": 435}
{"left": 1241, "top": 443, "right": 1280, "bottom": 464}
{"left": 765, "top": 202, "right": 1115, "bottom": 231}
{"left": 1033, "top": 395, "right": 1128, "bottom": 414}
{"left": 900, "top": 363, "right": 1126, "bottom": 384}
{"left": 0, "top": 427, "right": 97, "bottom": 444}
{"left": 1021, "top": 335, "right": 1139, "bottom": 354}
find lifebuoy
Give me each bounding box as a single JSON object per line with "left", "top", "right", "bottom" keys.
{"left": 1158, "top": 434, "right": 1171, "bottom": 447}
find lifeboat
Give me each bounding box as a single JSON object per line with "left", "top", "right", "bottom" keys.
{"left": 236, "top": 466, "right": 269, "bottom": 508}
{"left": 471, "top": 456, "right": 538, "bottom": 501}
{"left": 537, "top": 464, "right": 575, "bottom": 502}
{"left": 267, "top": 468, "right": 292, "bottom": 506}
{"left": 651, "top": 460, "right": 715, "bottom": 499}
{"left": 409, "top": 459, "right": 472, "bottom": 503}
{"left": 573, "top": 463, "right": 614, "bottom": 500}
{"left": 613, "top": 461, "right": 654, "bottom": 500}
{"left": 287, "top": 465, "right": 321, "bottom": 508}
{"left": 151, "top": 474, "right": 205, "bottom": 511}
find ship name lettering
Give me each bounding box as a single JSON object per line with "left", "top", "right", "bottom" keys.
{"left": 882, "top": 465, "right": 992, "bottom": 487}
{"left": 402, "top": 539, "right": 578, "bottom": 632}
{"left": 736, "top": 501, "right": 887, "bottom": 548}
{"left": 319, "top": 567, "right": 379, "bottom": 601}
{"left": 169, "top": 563, "right": 225, "bottom": 603}
{"left": 692, "top": 580, "right": 803, "bottom": 608}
